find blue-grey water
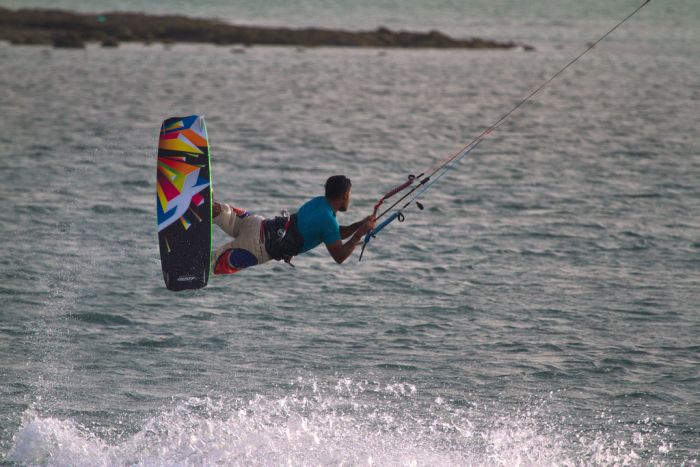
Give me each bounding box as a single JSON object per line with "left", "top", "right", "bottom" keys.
{"left": 1, "top": 0, "right": 699, "bottom": 465}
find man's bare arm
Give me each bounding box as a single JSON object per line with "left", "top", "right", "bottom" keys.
{"left": 326, "top": 236, "right": 362, "bottom": 264}
{"left": 327, "top": 217, "right": 376, "bottom": 263}
{"left": 339, "top": 216, "right": 373, "bottom": 240}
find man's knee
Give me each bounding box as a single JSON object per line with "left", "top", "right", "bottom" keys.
{"left": 213, "top": 248, "right": 259, "bottom": 275}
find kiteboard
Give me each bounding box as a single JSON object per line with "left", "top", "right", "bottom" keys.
{"left": 156, "top": 115, "right": 212, "bottom": 291}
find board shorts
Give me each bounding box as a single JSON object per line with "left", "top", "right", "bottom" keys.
{"left": 212, "top": 203, "right": 272, "bottom": 275}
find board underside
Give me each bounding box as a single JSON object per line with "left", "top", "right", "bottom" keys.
{"left": 157, "top": 115, "right": 212, "bottom": 291}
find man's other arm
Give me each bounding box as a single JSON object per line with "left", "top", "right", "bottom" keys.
{"left": 327, "top": 217, "right": 375, "bottom": 264}
{"left": 339, "top": 216, "right": 373, "bottom": 240}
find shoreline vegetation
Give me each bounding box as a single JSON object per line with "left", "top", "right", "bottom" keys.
{"left": 0, "top": 7, "right": 533, "bottom": 50}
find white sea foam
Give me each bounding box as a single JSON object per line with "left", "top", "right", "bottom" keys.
{"left": 5, "top": 381, "right": 677, "bottom": 466}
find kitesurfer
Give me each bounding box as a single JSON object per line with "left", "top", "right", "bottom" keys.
{"left": 211, "top": 175, "right": 376, "bottom": 274}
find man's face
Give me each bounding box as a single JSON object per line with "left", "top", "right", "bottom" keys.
{"left": 339, "top": 189, "right": 351, "bottom": 212}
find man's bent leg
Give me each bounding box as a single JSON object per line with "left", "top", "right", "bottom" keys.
{"left": 213, "top": 202, "right": 251, "bottom": 238}
{"left": 212, "top": 215, "right": 272, "bottom": 275}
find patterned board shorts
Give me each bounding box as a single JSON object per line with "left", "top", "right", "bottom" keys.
{"left": 212, "top": 204, "right": 272, "bottom": 275}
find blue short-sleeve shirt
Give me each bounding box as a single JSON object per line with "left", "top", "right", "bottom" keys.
{"left": 296, "top": 196, "right": 340, "bottom": 253}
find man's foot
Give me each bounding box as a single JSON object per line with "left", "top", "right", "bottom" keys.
{"left": 212, "top": 201, "right": 221, "bottom": 219}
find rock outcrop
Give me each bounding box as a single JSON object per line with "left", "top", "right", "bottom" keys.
{"left": 0, "top": 8, "right": 530, "bottom": 50}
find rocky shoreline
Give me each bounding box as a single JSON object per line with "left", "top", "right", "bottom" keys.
{"left": 0, "top": 7, "right": 532, "bottom": 50}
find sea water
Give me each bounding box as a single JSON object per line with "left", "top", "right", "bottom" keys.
{"left": 0, "top": 0, "right": 698, "bottom": 465}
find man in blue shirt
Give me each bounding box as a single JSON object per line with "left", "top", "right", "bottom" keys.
{"left": 211, "top": 175, "right": 376, "bottom": 275}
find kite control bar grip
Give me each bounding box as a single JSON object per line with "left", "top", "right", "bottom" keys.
{"left": 358, "top": 211, "right": 404, "bottom": 261}
{"left": 371, "top": 211, "right": 404, "bottom": 237}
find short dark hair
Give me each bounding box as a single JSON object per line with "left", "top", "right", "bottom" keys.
{"left": 325, "top": 175, "right": 352, "bottom": 199}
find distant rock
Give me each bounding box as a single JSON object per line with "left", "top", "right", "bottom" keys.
{"left": 52, "top": 32, "right": 85, "bottom": 49}
{"left": 0, "top": 7, "right": 533, "bottom": 50}
{"left": 101, "top": 38, "right": 119, "bottom": 48}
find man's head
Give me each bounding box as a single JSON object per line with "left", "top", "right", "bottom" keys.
{"left": 325, "top": 175, "right": 352, "bottom": 212}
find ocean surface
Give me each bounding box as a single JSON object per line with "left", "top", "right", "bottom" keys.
{"left": 1, "top": 0, "right": 699, "bottom": 465}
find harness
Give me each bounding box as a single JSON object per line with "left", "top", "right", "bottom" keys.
{"left": 262, "top": 213, "right": 304, "bottom": 263}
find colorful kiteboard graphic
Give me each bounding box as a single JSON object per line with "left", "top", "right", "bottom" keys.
{"left": 157, "top": 115, "right": 212, "bottom": 291}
